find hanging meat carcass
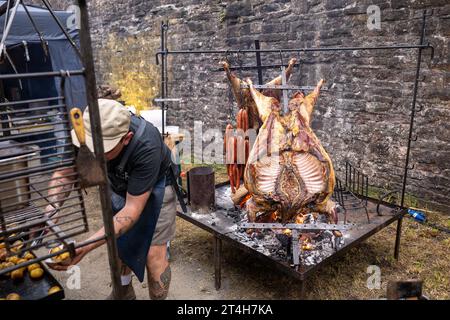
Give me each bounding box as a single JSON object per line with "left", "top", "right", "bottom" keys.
{"left": 243, "top": 77, "right": 337, "bottom": 224}
{"left": 222, "top": 58, "right": 297, "bottom": 194}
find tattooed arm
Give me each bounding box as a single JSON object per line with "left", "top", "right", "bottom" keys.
{"left": 44, "top": 167, "right": 77, "bottom": 215}
{"left": 82, "top": 190, "right": 150, "bottom": 249}
{"left": 48, "top": 190, "right": 151, "bottom": 270}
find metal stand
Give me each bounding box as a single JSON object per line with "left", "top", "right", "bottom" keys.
{"left": 76, "top": 0, "right": 123, "bottom": 299}
{"left": 157, "top": 10, "right": 435, "bottom": 292}
{"left": 395, "top": 11, "right": 430, "bottom": 261}
{"left": 299, "top": 278, "right": 306, "bottom": 300}
{"left": 214, "top": 235, "right": 222, "bottom": 290}
{"left": 333, "top": 161, "right": 371, "bottom": 224}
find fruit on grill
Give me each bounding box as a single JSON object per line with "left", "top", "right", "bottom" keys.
{"left": 23, "top": 251, "right": 34, "bottom": 260}
{"left": 6, "top": 293, "right": 21, "bottom": 300}
{"left": 29, "top": 267, "right": 44, "bottom": 279}
{"left": 6, "top": 255, "right": 19, "bottom": 264}
{"left": 27, "top": 263, "right": 41, "bottom": 272}
{"left": 48, "top": 286, "right": 62, "bottom": 295}
{"left": 242, "top": 77, "right": 337, "bottom": 223}
{"left": 50, "top": 246, "right": 70, "bottom": 263}
{"left": 0, "top": 261, "right": 14, "bottom": 275}
{"left": 10, "top": 268, "right": 24, "bottom": 280}
{"left": 10, "top": 240, "right": 23, "bottom": 253}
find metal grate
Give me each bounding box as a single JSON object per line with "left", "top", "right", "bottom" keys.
{"left": 333, "top": 161, "right": 370, "bottom": 223}
{"left": 0, "top": 76, "right": 88, "bottom": 276}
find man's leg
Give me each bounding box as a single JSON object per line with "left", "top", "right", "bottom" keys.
{"left": 146, "top": 244, "right": 171, "bottom": 300}
{"left": 145, "top": 185, "right": 176, "bottom": 300}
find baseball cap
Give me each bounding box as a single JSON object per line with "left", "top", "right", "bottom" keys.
{"left": 70, "top": 99, "right": 131, "bottom": 153}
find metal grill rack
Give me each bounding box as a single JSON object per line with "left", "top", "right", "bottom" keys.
{"left": 0, "top": 0, "right": 123, "bottom": 299}
{"left": 333, "top": 161, "right": 370, "bottom": 224}
{"left": 0, "top": 73, "right": 87, "bottom": 276}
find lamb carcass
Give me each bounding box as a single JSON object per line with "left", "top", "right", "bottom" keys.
{"left": 243, "top": 78, "right": 337, "bottom": 223}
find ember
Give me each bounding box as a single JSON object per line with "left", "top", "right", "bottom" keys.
{"left": 212, "top": 184, "right": 347, "bottom": 267}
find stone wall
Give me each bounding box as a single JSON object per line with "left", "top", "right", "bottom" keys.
{"left": 77, "top": 1, "right": 450, "bottom": 212}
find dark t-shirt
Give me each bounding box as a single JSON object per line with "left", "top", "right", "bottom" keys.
{"left": 107, "top": 114, "right": 172, "bottom": 197}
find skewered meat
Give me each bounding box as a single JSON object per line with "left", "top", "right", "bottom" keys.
{"left": 222, "top": 58, "right": 297, "bottom": 131}
{"left": 222, "top": 59, "right": 297, "bottom": 194}
{"left": 243, "top": 77, "right": 337, "bottom": 223}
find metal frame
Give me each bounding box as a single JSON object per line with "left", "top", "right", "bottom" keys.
{"left": 156, "top": 10, "right": 434, "bottom": 264}
{"left": 156, "top": 10, "right": 435, "bottom": 299}
{"left": 0, "top": 0, "right": 123, "bottom": 299}
{"left": 0, "top": 71, "right": 88, "bottom": 271}
{"left": 333, "top": 161, "right": 371, "bottom": 224}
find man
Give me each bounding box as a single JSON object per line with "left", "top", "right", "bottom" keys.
{"left": 46, "top": 99, "right": 177, "bottom": 300}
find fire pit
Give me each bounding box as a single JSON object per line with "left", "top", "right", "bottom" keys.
{"left": 177, "top": 181, "right": 404, "bottom": 298}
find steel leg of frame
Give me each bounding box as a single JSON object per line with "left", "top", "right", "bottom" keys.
{"left": 394, "top": 217, "right": 403, "bottom": 260}
{"left": 214, "top": 235, "right": 222, "bottom": 290}
{"left": 299, "top": 279, "right": 306, "bottom": 300}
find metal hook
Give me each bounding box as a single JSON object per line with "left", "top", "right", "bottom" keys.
{"left": 427, "top": 43, "right": 435, "bottom": 61}
{"left": 415, "top": 104, "right": 424, "bottom": 112}
{"left": 59, "top": 73, "right": 66, "bottom": 94}
{"left": 424, "top": 8, "right": 434, "bottom": 17}
{"left": 22, "top": 40, "right": 30, "bottom": 62}
{"left": 296, "top": 51, "right": 302, "bottom": 85}
{"left": 407, "top": 164, "right": 415, "bottom": 170}
{"left": 224, "top": 49, "right": 230, "bottom": 64}
{"left": 279, "top": 49, "right": 284, "bottom": 67}
{"left": 236, "top": 50, "right": 244, "bottom": 70}
{"left": 161, "top": 20, "right": 169, "bottom": 30}
{"left": 410, "top": 135, "right": 418, "bottom": 142}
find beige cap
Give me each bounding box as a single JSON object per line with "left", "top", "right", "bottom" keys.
{"left": 71, "top": 99, "right": 131, "bottom": 153}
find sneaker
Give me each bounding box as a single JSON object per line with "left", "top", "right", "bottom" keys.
{"left": 105, "top": 283, "right": 136, "bottom": 300}
{"left": 148, "top": 265, "right": 171, "bottom": 300}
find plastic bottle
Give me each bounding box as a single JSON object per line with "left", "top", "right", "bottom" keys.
{"left": 407, "top": 209, "right": 426, "bottom": 223}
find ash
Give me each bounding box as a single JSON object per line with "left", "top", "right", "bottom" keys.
{"left": 221, "top": 204, "right": 343, "bottom": 266}
{"left": 215, "top": 186, "right": 346, "bottom": 267}
{"left": 299, "top": 229, "right": 345, "bottom": 266}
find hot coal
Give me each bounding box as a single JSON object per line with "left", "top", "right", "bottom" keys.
{"left": 231, "top": 211, "right": 346, "bottom": 266}
{"left": 212, "top": 186, "right": 346, "bottom": 267}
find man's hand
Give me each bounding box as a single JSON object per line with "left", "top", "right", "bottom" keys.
{"left": 47, "top": 191, "right": 151, "bottom": 271}
{"left": 47, "top": 247, "right": 87, "bottom": 271}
